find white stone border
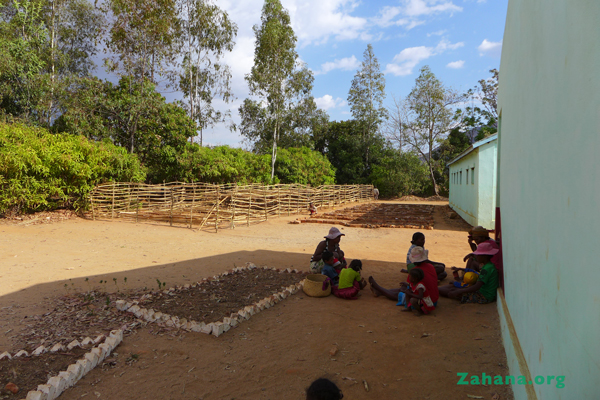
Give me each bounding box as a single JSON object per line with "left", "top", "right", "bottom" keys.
{"left": 116, "top": 263, "right": 306, "bottom": 337}
{"left": 4, "top": 330, "right": 124, "bottom": 400}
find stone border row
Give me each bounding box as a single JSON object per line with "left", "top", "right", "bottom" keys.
{"left": 0, "top": 335, "right": 108, "bottom": 360}
{"left": 116, "top": 263, "right": 306, "bottom": 337}
{"left": 14, "top": 330, "right": 123, "bottom": 400}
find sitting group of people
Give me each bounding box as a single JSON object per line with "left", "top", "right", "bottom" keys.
{"left": 308, "top": 225, "right": 501, "bottom": 313}
{"left": 310, "top": 227, "right": 366, "bottom": 300}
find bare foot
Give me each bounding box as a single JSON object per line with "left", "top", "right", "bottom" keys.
{"left": 368, "top": 276, "right": 380, "bottom": 297}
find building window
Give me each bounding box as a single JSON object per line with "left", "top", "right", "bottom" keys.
{"left": 466, "top": 169, "right": 469, "bottom": 185}
{"left": 460, "top": 171, "right": 462, "bottom": 184}
{"left": 471, "top": 168, "right": 475, "bottom": 184}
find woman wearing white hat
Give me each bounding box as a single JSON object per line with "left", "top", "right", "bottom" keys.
{"left": 309, "top": 227, "right": 347, "bottom": 273}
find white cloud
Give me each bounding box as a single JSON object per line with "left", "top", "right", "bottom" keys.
{"left": 478, "top": 39, "right": 503, "bottom": 57}
{"left": 427, "top": 29, "right": 447, "bottom": 37}
{"left": 446, "top": 60, "right": 465, "bottom": 69}
{"left": 385, "top": 39, "right": 464, "bottom": 76}
{"left": 373, "top": 0, "right": 462, "bottom": 30}
{"left": 315, "top": 95, "right": 347, "bottom": 110}
{"left": 285, "top": 0, "right": 368, "bottom": 46}
{"left": 315, "top": 55, "right": 360, "bottom": 75}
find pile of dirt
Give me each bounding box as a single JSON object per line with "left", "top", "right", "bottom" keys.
{"left": 0, "top": 210, "right": 79, "bottom": 226}
{"left": 425, "top": 195, "right": 449, "bottom": 201}
{"left": 397, "top": 195, "right": 424, "bottom": 201}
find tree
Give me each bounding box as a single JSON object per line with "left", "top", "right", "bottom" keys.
{"left": 399, "top": 65, "right": 466, "bottom": 195}
{"left": 178, "top": 0, "right": 237, "bottom": 146}
{"left": 44, "top": 0, "right": 104, "bottom": 124}
{"left": 55, "top": 76, "right": 196, "bottom": 172}
{"left": 104, "top": 0, "right": 180, "bottom": 84}
{"left": 241, "top": 0, "right": 305, "bottom": 181}
{"left": 461, "top": 68, "right": 499, "bottom": 140}
{"left": 347, "top": 44, "right": 387, "bottom": 169}
{"left": 239, "top": 65, "right": 328, "bottom": 154}
{"left": 0, "top": 0, "right": 50, "bottom": 122}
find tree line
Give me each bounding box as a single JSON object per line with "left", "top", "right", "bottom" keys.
{"left": 1, "top": 0, "right": 498, "bottom": 210}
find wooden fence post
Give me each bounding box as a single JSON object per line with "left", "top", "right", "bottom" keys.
{"left": 231, "top": 185, "right": 237, "bottom": 229}
{"left": 264, "top": 186, "right": 268, "bottom": 221}
{"left": 216, "top": 185, "right": 220, "bottom": 233}
{"left": 170, "top": 189, "right": 174, "bottom": 226}
{"left": 111, "top": 182, "right": 115, "bottom": 219}
{"left": 248, "top": 186, "right": 252, "bottom": 227}
{"left": 189, "top": 182, "right": 195, "bottom": 229}
{"left": 135, "top": 184, "right": 140, "bottom": 223}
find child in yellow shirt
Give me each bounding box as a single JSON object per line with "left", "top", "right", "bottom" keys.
{"left": 333, "top": 260, "right": 367, "bottom": 300}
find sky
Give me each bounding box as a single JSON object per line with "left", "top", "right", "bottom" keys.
{"left": 167, "top": 0, "right": 509, "bottom": 147}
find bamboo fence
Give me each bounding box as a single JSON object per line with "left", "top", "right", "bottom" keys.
{"left": 88, "top": 182, "right": 374, "bottom": 232}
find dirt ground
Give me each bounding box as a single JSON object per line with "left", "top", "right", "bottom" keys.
{"left": 0, "top": 201, "right": 513, "bottom": 400}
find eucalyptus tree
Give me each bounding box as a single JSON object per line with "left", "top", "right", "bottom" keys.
{"left": 400, "top": 65, "right": 466, "bottom": 195}
{"left": 44, "top": 0, "right": 103, "bottom": 124}
{"left": 242, "top": 0, "right": 311, "bottom": 181}
{"left": 347, "top": 44, "right": 387, "bottom": 170}
{"left": 178, "top": 0, "right": 237, "bottom": 146}
{"left": 104, "top": 0, "right": 180, "bottom": 84}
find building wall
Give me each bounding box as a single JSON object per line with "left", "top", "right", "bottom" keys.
{"left": 449, "top": 139, "right": 497, "bottom": 229}
{"left": 449, "top": 150, "right": 478, "bottom": 226}
{"left": 476, "top": 140, "right": 497, "bottom": 229}
{"left": 497, "top": 1, "right": 600, "bottom": 399}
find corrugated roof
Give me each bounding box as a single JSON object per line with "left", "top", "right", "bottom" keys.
{"left": 447, "top": 133, "right": 498, "bottom": 167}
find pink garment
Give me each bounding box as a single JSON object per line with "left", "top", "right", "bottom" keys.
{"left": 484, "top": 239, "right": 501, "bottom": 270}
{"left": 332, "top": 280, "right": 360, "bottom": 300}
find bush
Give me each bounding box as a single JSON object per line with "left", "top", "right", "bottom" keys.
{"left": 148, "top": 144, "right": 335, "bottom": 186}
{"left": 369, "top": 150, "right": 431, "bottom": 197}
{"left": 0, "top": 123, "right": 145, "bottom": 215}
{"left": 274, "top": 147, "right": 335, "bottom": 186}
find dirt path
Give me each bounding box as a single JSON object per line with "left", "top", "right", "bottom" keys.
{"left": 0, "top": 202, "right": 512, "bottom": 399}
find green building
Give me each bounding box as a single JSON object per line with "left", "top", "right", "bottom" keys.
{"left": 496, "top": 1, "right": 600, "bottom": 399}
{"left": 448, "top": 134, "right": 497, "bottom": 230}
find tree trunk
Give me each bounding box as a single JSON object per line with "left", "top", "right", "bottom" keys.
{"left": 270, "top": 123, "right": 277, "bottom": 181}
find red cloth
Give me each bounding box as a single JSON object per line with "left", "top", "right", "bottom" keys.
{"left": 407, "top": 262, "right": 439, "bottom": 304}
{"left": 332, "top": 280, "right": 360, "bottom": 300}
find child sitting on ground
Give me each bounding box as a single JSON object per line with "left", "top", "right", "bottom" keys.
{"left": 450, "top": 267, "right": 479, "bottom": 288}
{"left": 402, "top": 232, "right": 448, "bottom": 281}
{"left": 308, "top": 202, "right": 318, "bottom": 215}
{"left": 320, "top": 251, "right": 339, "bottom": 285}
{"left": 334, "top": 259, "right": 367, "bottom": 300}
{"left": 438, "top": 242, "right": 499, "bottom": 303}
{"left": 402, "top": 267, "right": 436, "bottom": 315}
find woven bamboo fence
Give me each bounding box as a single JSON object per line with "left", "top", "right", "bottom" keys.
{"left": 88, "top": 182, "right": 374, "bottom": 231}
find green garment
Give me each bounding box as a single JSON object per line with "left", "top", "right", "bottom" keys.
{"left": 338, "top": 268, "right": 361, "bottom": 289}
{"left": 477, "top": 262, "right": 499, "bottom": 301}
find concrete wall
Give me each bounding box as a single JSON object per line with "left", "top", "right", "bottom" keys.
{"left": 476, "top": 140, "right": 497, "bottom": 229}
{"left": 449, "top": 150, "right": 479, "bottom": 226}
{"left": 449, "top": 138, "right": 497, "bottom": 229}
{"left": 497, "top": 1, "right": 600, "bottom": 399}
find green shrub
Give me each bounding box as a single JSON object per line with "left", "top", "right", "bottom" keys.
{"left": 275, "top": 147, "right": 335, "bottom": 186}
{"left": 369, "top": 150, "right": 431, "bottom": 197}
{"left": 0, "top": 123, "right": 145, "bottom": 215}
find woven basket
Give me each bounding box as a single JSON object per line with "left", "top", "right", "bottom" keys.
{"left": 302, "top": 274, "right": 331, "bottom": 297}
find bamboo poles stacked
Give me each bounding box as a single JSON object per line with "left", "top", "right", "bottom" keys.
{"left": 89, "top": 182, "right": 374, "bottom": 231}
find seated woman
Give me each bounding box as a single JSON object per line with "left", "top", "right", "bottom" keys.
{"left": 439, "top": 242, "right": 499, "bottom": 303}
{"left": 368, "top": 246, "right": 440, "bottom": 307}
{"left": 309, "top": 227, "right": 347, "bottom": 273}
{"left": 459, "top": 226, "right": 500, "bottom": 274}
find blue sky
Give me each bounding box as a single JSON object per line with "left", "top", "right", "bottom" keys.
{"left": 185, "top": 0, "right": 509, "bottom": 147}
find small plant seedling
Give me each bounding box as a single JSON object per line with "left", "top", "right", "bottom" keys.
{"left": 105, "top": 295, "right": 110, "bottom": 307}
{"left": 85, "top": 277, "right": 91, "bottom": 292}
{"left": 124, "top": 277, "right": 128, "bottom": 290}
{"left": 113, "top": 277, "right": 120, "bottom": 291}
{"left": 156, "top": 279, "right": 162, "bottom": 291}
